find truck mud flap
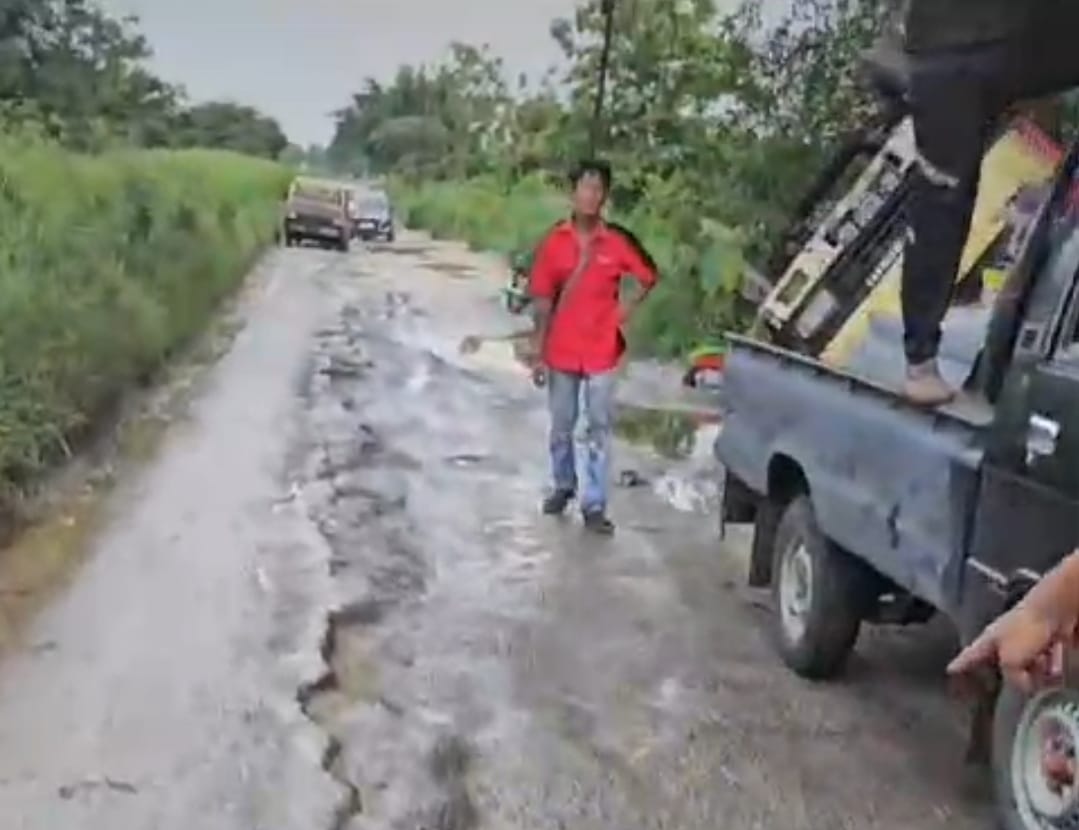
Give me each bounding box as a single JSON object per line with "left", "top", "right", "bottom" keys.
{"left": 719, "top": 470, "right": 758, "bottom": 538}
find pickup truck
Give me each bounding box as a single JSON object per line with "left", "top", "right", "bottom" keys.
{"left": 718, "top": 137, "right": 1079, "bottom": 828}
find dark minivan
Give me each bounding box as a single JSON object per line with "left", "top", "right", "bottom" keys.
{"left": 351, "top": 191, "right": 395, "bottom": 242}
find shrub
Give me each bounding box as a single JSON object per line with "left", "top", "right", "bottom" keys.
{"left": 0, "top": 134, "right": 289, "bottom": 499}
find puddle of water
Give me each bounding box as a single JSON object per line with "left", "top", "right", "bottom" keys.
{"left": 614, "top": 405, "right": 717, "bottom": 460}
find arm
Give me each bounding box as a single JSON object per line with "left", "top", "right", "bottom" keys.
{"left": 530, "top": 297, "right": 553, "bottom": 365}
{"left": 612, "top": 227, "right": 658, "bottom": 324}
{"left": 527, "top": 234, "right": 559, "bottom": 368}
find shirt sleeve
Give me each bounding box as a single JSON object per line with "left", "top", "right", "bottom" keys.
{"left": 614, "top": 230, "right": 658, "bottom": 289}
{"left": 528, "top": 231, "right": 559, "bottom": 300}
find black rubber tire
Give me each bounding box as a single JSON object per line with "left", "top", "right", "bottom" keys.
{"left": 386, "top": 230, "right": 396, "bottom": 243}
{"left": 337, "top": 234, "right": 350, "bottom": 254}
{"left": 993, "top": 685, "right": 1079, "bottom": 830}
{"left": 771, "top": 496, "right": 864, "bottom": 679}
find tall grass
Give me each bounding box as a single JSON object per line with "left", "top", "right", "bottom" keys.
{"left": 392, "top": 173, "right": 749, "bottom": 357}
{"left": 0, "top": 134, "right": 289, "bottom": 502}
{"left": 393, "top": 174, "right": 566, "bottom": 257}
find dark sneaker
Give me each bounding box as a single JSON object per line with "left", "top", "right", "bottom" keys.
{"left": 582, "top": 511, "right": 615, "bottom": 536}
{"left": 542, "top": 489, "right": 575, "bottom": 516}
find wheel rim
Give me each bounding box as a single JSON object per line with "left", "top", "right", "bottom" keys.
{"left": 779, "top": 541, "right": 813, "bottom": 644}
{"left": 1012, "top": 688, "right": 1079, "bottom": 829}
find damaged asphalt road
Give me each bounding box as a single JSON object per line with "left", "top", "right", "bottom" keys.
{"left": 0, "top": 236, "right": 994, "bottom": 829}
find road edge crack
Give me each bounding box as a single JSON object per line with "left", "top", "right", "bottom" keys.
{"left": 297, "top": 607, "right": 363, "bottom": 829}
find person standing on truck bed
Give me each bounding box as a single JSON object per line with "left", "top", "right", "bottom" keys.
{"left": 896, "top": 0, "right": 1079, "bottom": 405}
{"left": 527, "top": 160, "right": 658, "bottom": 535}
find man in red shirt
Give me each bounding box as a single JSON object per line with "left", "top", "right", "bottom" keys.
{"left": 528, "top": 160, "right": 658, "bottom": 534}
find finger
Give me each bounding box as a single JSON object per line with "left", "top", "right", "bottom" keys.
{"left": 1051, "top": 640, "right": 1066, "bottom": 681}
{"left": 948, "top": 631, "right": 1000, "bottom": 676}
{"left": 1005, "top": 665, "right": 1035, "bottom": 695}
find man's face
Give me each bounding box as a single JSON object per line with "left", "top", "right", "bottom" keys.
{"left": 572, "top": 172, "right": 608, "bottom": 219}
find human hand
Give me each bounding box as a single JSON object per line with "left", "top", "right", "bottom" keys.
{"left": 531, "top": 366, "right": 547, "bottom": 388}
{"left": 948, "top": 602, "right": 1068, "bottom": 694}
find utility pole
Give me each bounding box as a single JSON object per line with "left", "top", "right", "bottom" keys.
{"left": 589, "top": 0, "right": 617, "bottom": 158}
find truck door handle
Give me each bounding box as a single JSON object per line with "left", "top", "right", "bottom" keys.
{"left": 1026, "top": 413, "right": 1060, "bottom": 464}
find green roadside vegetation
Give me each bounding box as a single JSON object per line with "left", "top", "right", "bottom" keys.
{"left": 0, "top": 1, "right": 292, "bottom": 509}
{"left": 327, "top": 0, "right": 888, "bottom": 356}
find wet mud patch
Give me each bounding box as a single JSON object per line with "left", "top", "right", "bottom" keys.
{"left": 0, "top": 494, "right": 104, "bottom": 652}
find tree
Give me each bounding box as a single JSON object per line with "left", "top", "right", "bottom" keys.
{"left": 173, "top": 101, "right": 288, "bottom": 159}
{"left": 326, "top": 0, "right": 893, "bottom": 352}
{"left": 0, "top": 0, "right": 293, "bottom": 156}
{"left": 328, "top": 44, "right": 514, "bottom": 178}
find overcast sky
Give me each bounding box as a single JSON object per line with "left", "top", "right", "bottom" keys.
{"left": 100, "top": 0, "right": 788, "bottom": 147}
{"left": 101, "top": 0, "right": 584, "bottom": 146}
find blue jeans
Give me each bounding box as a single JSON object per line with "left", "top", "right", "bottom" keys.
{"left": 547, "top": 370, "right": 616, "bottom": 514}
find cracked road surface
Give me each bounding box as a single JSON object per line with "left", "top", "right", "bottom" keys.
{"left": 0, "top": 236, "right": 994, "bottom": 829}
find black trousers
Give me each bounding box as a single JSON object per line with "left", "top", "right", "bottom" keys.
{"left": 903, "top": 30, "right": 1079, "bottom": 364}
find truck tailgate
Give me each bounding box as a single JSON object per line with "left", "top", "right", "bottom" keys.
{"left": 717, "top": 336, "right": 989, "bottom": 612}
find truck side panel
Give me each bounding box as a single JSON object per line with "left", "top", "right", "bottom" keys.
{"left": 717, "top": 344, "right": 984, "bottom": 612}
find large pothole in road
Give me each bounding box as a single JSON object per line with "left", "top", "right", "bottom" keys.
{"left": 296, "top": 297, "right": 491, "bottom": 830}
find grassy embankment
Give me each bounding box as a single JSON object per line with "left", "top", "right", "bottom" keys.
{"left": 392, "top": 173, "right": 748, "bottom": 358}
{"left": 0, "top": 134, "right": 289, "bottom": 512}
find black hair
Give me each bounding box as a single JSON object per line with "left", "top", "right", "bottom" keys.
{"left": 569, "top": 158, "right": 613, "bottom": 192}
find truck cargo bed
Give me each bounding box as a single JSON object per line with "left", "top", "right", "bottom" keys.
{"left": 717, "top": 334, "right": 989, "bottom": 613}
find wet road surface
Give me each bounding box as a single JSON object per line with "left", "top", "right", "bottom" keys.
{"left": 0, "top": 235, "right": 994, "bottom": 828}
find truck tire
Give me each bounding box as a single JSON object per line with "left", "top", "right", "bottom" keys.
{"left": 771, "top": 496, "right": 864, "bottom": 679}
{"left": 993, "top": 685, "right": 1079, "bottom": 830}
{"left": 337, "top": 234, "right": 350, "bottom": 254}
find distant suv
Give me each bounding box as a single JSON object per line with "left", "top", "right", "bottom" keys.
{"left": 282, "top": 177, "right": 351, "bottom": 252}
{"left": 351, "top": 191, "right": 395, "bottom": 242}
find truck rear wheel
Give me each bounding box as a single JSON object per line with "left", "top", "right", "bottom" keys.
{"left": 993, "top": 685, "right": 1079, "bottom": 830}
{"left": 771, "top": 496, "right": 864, "bottom": 679}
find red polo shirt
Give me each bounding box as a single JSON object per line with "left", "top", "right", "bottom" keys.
{"left": 529, "top": 220, "right": 658, "bottom": 374}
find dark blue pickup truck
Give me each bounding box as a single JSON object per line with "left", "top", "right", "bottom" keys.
{"left": 718, "top": 145, "right": 1079, "bottom": 829}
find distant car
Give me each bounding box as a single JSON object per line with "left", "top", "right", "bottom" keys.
{"left": 351, "top": 192, "right": 396, "bottom": 242}
{"left": 282, "top": 177, "right": 351, "bottom": 253}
